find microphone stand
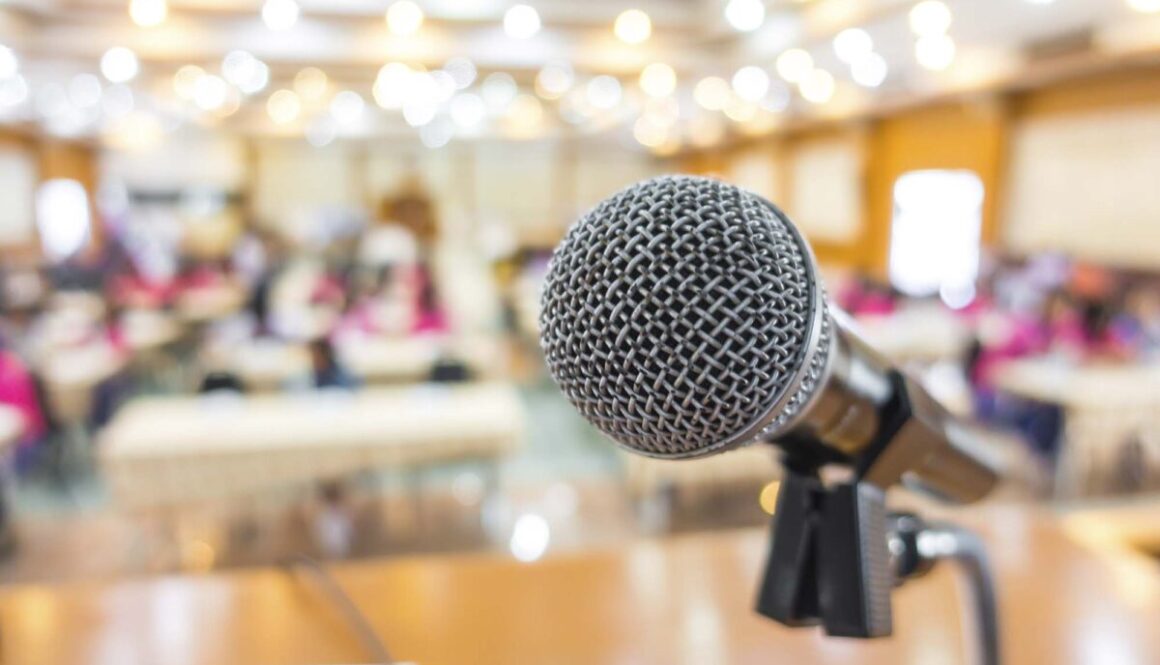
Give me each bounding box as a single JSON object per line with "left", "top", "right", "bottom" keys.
{"left": 754, "top": 469, "right": 1001, "bottom": 665}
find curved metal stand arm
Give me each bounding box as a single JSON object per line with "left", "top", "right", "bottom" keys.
{"left": 916, "top": 523, "right": 1001, "bottom": 665}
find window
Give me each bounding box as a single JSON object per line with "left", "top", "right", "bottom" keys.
{"left": 36, "top": 178, "right": 91, "bottom": 261}
{"left": 889, "top": 169, "right": 983, "bottom": 308}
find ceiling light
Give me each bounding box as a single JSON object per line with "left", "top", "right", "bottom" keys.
{"left": 833, "top": 28, "right": 873, "bottom": 64}
{"left": 101, "top": 47, "right": 139, "bottom": 83}
{"left": 267, "top": 89, "right": 301, "bottom": 124}
{"left": 102, "top": 84, "right": 135, "bottom": 118}
{"left": 776, "top": 48, "right": 813, "bottom": 83}
{"left": 1127, "top": 0, "right": 1160, "bottom": 11}
{"left": 294, "top": 67, "right": 328, "bottom": 101}
{"left": 193, "top": 74, "right": 229, "bottom": 111}
{"left": 444, "top": 57, "right": 476, "bottom": 89}
{"left": 421, "top": 117, "right": 454, "bottom": 148}
{"left": 909, "top": 1, "right": 952, "bottom": 36}
{"left": 633, "top": 115, "right": 668, "bottom": 148}
{"left": 536, "top": 62, "right": 574, "bottom": 99}
{"left": 403, "top": 99, "right": 438, "bottom": 127}
{"left": 129, "top": 0, "right": 167, "bottom": 27}
{"left": 799, "top": 68, "right": 835, "bottom": 104}
{"left": 481, "top": 72, "right": 518, "bottom": 111}
{"left": 0, "top": 75, "right": 29, "bottom": 108}
{"left": 693, "top": 76, "right": 730, "bottom": 111}
{"left": 306, "top": 117, "right": 337, "bottom": 147}
{"left": 329, "top": 90, "right": 365, "bottom": 124}
{"left": 374, "top": 62, "right": 414, "bottom": 109}
{"left": 222, "top": 51, "right": 269, "bottom": 94}
{"left": 723, "top": 96, "right": 757, "bottom": 122}
{"left": 0, "top": 47, "right": 18, "bottom": 79}
{"left": 504, "top": 4, "right": 541, "bottom": 39}
{"left": 387, "top": 1, "right": 424, "bottom": 36}
{"left": 724, "top": 0, "right": 765, "bottom": 32}
{"left": 732, "top": 65, "right": 769, "bottom": 102}
{"left": 263, "top": 0, "right": 299, "bottom": 30}
{"left": 586, "top": 75, "right": 622, "bottom": 110}
{"left": 851, "top": 52, "right": 888, "bottom": 88}
{"left": 68, "top": 74, "right": 102, "bottom": 109}
{"left": 915, "top": 33, "right": 956, "bottom": 70}
{"left": 639, "top": 63, "right": 676, "bottom": 98}
{"left": 173, "top": 65, "right": 204, "bottom": 100}
{"left": 614, "top": 9, "right": 652, "bottom": 44}
{"left": 450, "top": 92, "right": 486, "bottom": 128}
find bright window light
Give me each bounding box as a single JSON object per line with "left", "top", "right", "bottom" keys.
{"left": 36, "top": 179, "right": 91, "bottom": 261}
{"left": 889, "top": 170, "right": 984, "bottom": 306}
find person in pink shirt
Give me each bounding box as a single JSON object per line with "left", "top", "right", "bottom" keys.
{"left": 0, "top": 345, "right": 47, "bottom": 451}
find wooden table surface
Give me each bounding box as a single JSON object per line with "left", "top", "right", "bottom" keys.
{"left": 2, "top": 503, "right": 1158, "bottom": 665}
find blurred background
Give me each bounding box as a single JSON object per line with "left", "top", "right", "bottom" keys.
{"left": 0, "top": 0, "right": 1158, "bottom": 599}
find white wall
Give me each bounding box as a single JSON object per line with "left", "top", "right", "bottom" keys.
{"left": 1005, "top": 105, "right": 1160, "bottom": 269}
{"left": 0, "top": 146, "right": 36, "bottom": 246}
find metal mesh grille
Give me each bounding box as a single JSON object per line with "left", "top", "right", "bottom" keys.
{"left": 539, "top": 175, "right": 817, "bottom": 458}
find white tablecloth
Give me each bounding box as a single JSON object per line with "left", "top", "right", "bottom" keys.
{"left": 99, "top": 382, "right": 525, "bottom": 507}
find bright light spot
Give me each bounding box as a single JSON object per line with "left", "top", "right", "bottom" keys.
{"left": 262, "top": 0, "right": 299, "bottom": 30}
{"left": 889, "top": 169, "right": 984, "bottom": 298}
{"left": 614, "top": 9, "right": 652, "bottom": 45}
{"left": 1127, "top": 0, "right": 1160, "bottom": 11}
{"left": 0, "top": 75, "right": 29, "bottom": 108}
{"left": 373, "top": 62, "right": 414, "bottom": 110}
{"left": 430, "top": 69, "right": 457, "bottom": 102}
{"left": 104, "top": 110, "right": 163, "bottom": 151}
{"left": 193, "top": 74, "right": 229, "bottom": 111}
{"left": 449, "top": 92, "right": 485, "bottom": 128}
{"left": 0, "top": 47, "right": 16, "bottom": 79}
{"left": 639, "top": 62, "right": 676, "bottom": 98}
{"left": 68, "top": 74, "right": 102, "bottom": 109}
{"left": 731, "top": 65, "right": 769, "bottom": 102}
{"left": 723, "top": 96, "right": 757, "bottom": 122}
{"left": 725, "top": 0, "right": 765, "bottom": 32}
{"left": 305, "top": 116, "right": 337, "bottom": 147}
{"left": 759, "top": 481, "right": 781, "bottom": 515}
{"left": 173, "top": 65, "right": 204, "bottom": 101}
{"left": 851, "top": 52, "right": 889, "bottom": 88}
{"left": 693, "top": 76, "right": 730, "bottom": 111}
{"left": 481, "top": 72, "right": 518, "bottom": 111}
{"left": 509, "top": 514, "right": 550, "bottom": 562}
{"left": 386, "top": 0, "right": 424, "bottom": 36}
{"left": 267, "top": 89, "right": 301, "bottom": 124}
{"left": 102, "top": 84, "right": 135, "bottom": 118}
{"left": 915, "top": 34, "right": 956, "bottom": 71}
{"left": 222, "top": 51, "right": 269, "bottom": 94}
{"left": 402, "top": 73, "right": 440, "bottom": 126}
{"left": 444, "top": 57, "right": 476, "bottom": 89}
{"left": 329, "top": 90, "right": 365, "bottom": 124}
{"left": 833, "top": 28, "right": 873, "bottom": 64}
{"left": 35, "top": 84, "right": 69, "bottom": 118}
{"left": 36, "top": 179, "right": 91, "bottom": 261}
{"left": 941, "top": 281, "right": 977, "bottom": 309}
{"left": 100, "top": 47, "right": 138, "bottom": 83}
{"left": 129, "top": 0, "right": 167, "bottom": 27}
{"left": 909, "top": 0, "right": 952, "bottom": 36}
{"left": 504, "top": 4, "right": 541, "bottom": 39}
{"left": 294, "top": 67, "right": 328, "bottom": 101}
{"left": 763, "top": 81, "right": 790, "bottom": 112}
{"left": 586, "top": 75, "right": 622, "bottom": 110}
{"left": 536, "top": 61, "right": 574, "bottom": 99}
{"left": 776, "top": 48, "right": 813, "bottom": 83}
{"left": 634, "top": 114, "right": 668, "bottom": 148}
{"left": 799, "top": 68, "right": 834, "bottom": 104}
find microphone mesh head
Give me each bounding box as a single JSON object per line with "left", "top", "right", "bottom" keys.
{"left": 539, "top": 175, "right": 825, "bottom": 459}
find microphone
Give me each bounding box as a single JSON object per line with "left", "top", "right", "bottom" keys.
{"left": 539, "top": 175, "right": 998, "bottom": 503}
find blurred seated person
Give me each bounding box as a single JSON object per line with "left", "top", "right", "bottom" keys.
{"left": 836, "top": 276, "right": 896, "bottom": 316}
{"left": 198, "top": 371, "right": 247, "bottom": 395}
{"left": 290, "top": 338, "right": 359, "bottom": 391}
{"left": 0, "top": 339, "right": 48, "bottom": 469}
{"left": 1046, "top": 291, "right": 1139, "bottom": 361}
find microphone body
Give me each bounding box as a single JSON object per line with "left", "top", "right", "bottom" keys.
{"left": 539, "top": 175, "right": 998, "bottom": 503}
